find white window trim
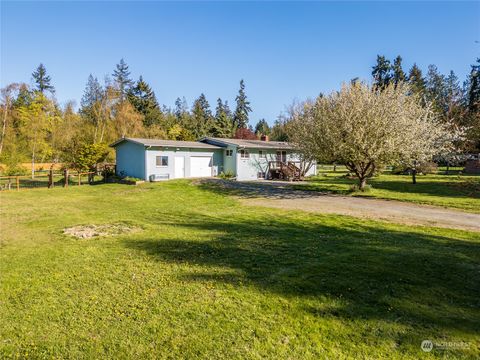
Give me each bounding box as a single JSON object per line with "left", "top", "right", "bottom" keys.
{"left": 240, "top": 149, "right": 250, "bottom": 159}
{"left": 156, "top": 155, "right": 169, "bottom": 168}
{"left": 226, "top": 149, "right": 233, "bottom": 157}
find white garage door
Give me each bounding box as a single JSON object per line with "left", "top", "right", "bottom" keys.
{"left": 190, "top": 156, "right": 212, "bottom": 177}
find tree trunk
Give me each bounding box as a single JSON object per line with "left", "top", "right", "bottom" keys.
{"left": 359, "top": 177, "right": 367, "bottom": 191}
{"left": 411, "top": 160, "right": 417, "bottom": 184}
{"left": 31, "top": 153, "right": 35, "bottom": 179}
{"left": 0, "top": 102, "right": 8, "bottom": 157}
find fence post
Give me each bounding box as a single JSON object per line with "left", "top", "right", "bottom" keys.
{"left": 16, "top": 176, "right": 20, "bottom": 191}
{"left": 64, "top": 169, "right": 69, "bottom": 188}
{"left": 48, "top": 169, "right": 53, "bottom": 188}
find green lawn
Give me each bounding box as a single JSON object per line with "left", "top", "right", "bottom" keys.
{"left": 1, "top": 181, "right": 479, "bottom": 359}
{"left": 299, "top": 166, "right": 480, "bottom": 213}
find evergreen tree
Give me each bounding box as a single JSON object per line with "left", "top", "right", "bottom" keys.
{"left": 371, "top": 55, "right": 392, "bottom": 90}
{"left": 408, "top": 63, "right": 426, "bottom": 98}
{"left": 464, "top": 59, "right": 480, "bottom": 152}
{"left": 466, "top": 58, "right": 480, "bottom": 112}
{"left": 112, "top": 59, "right": 133, "bottom": 100}
{"left": 13, "top": 84, "right": 33, "bottom": 108}
{"left": 213, "top": 98, "right": 234, "bottom": 137}
{"left": 234, "top": 79, "right": 252, "bottom": 128}
{"left": 392, "top": 55, "right": 406, "bottom": 86}
{"left": 191, "top": 93, "right": 213, "bottom": 138}
{"left": 270, "top": 118, "right": 289, "bottom": 142}
{"left": 32, "top": 63, "right": 55, "bottom": 94}
{"left": 426, "top": 64, "right": 447, "bottom": 114}
{"left": 254, "top": 118, "right": 270, "bottom": 136}
{"left": 79, "top": 75, "right": 103, "bottom": 124}
{"left": 127, "top": 76, "right": 162, "bottom": 126}
{"left": 445, "top": 71, "right": 462, "bottom": 103}
{"left": 174, "top": 97, "right": 189, "bottom": 120}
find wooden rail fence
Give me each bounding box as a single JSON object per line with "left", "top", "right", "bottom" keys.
{"left": 0, "top": 169, "right": 104, "bottom": 191}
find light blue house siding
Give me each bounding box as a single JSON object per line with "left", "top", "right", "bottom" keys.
{"left": 223, "top": 145, "right": 237, "bottom": 175}
{"left": 200, "top": 138, "right": 317, "bottom": 181}
{"left": 145, "top": 147, "right": 223, "bottom": 180}
{"left": 112, "top": 137, "right": 316, "bottom": 181}
{"left": 115, "top": 141, "right": 145, "bottom": 179}
{"left": 235, "top": 149, "right": 317, "bottom": 181}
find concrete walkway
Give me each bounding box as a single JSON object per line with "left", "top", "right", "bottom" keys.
{"left": 208, "top": 180, "right": 480, "bottom": 232}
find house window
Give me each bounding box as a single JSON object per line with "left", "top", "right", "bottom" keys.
{"left": 276, "top": 150, "right": 287, "bottom": 162}
{"left": 226, "top": 149, "right": 233, "bottom": 157}
{"left": 259, "top": 150, "right": 266, "bottom": 158}
{"left": 240, "top": 149, "right": 250, "bottom": 159}
{"left": 257, "top": 171, "right": 266, "bottom": 179}
{"left": 156, "top": 156, "right": 168, "bottom": 167}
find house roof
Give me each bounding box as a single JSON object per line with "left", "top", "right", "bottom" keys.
{"left": 201, "top": 137, "right": 294, "bottom": 149}
{"left": 110, "top": 137, "right": 222, "bottom": 149}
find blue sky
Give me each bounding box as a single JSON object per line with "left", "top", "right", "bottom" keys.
{"left": 1, "top": 1, "right": 479, "bottom": 124}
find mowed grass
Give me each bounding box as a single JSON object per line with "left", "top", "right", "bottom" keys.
{"left": 0, "top": 181, "right": 479, "bottom": 359}
{"left": 299, "top": 166, "right": 480, "bottom": 213}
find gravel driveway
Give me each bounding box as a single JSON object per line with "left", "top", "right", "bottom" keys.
{"left": 204, "top": 180, "right": 480, "bottom": 232}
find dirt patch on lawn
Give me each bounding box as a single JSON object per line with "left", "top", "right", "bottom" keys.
{"left": 63, "top": 223, "right": 141, "bottom": 239}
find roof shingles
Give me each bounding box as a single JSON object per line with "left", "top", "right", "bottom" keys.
{"left": 110, "top": 138, "right": 221, "bottom": 149}
{"left": 110, "top": 137, "right": 294, "bottom": 150}
{"left": 202, "top": 137, "right": 293, "bottom": 149}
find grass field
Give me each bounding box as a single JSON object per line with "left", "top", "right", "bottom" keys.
{"left": 298, "top": 166, "right": 480, "bottom": 213}
{"left": 1, "top": 181, "right": 479, "bottom": 359}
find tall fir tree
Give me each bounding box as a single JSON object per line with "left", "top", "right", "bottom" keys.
{"left": 466, "top": 58, "right": 480, "bottom": 113}
{"left": 213, "top": 98, "right": 234, "bottom": 138}
{"left": 234, "top": 79, "right": 252, "bottom": 128}
{"left": 371, "top": 55, "right": 392, "bottom": 90}
{"left": 392, "top": 56, "right": 406, "bottom": 86}
{"left": 425, "top": 64, "right": 448, "bottom": 114}
{"left": 191, "top": 93, "right": 213, "bottom": 138}
{"left": 112, "top": 59, "right": 133, "bottom": 100}
{"left": 32, "top": 63, "right": 55, "bottom": 94}
{"left": 79, "top": 75, "right": 103, "bottom": 125}
{"left": 408, "top": 63, "right": 426, "bottom": 98}
{"left": 174, "top": 97, "right": 189, "bottom": 120}
{"left": 13, "top": 84, "right": 34, "bottom": 108}
{"left": 464, "top": 58, "right": 480, "bottom": 152}
{"left": 127, "top": 76, "right": 162, "bottom": 126}
{"left": 254, "top": 118, "right": 270, "bottom": 135}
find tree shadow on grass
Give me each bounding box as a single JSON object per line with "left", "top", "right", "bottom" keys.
{"left": 303, "top": 175, "right": 480, "bottom": 199}
{"left": 123, "top": 212, "right": 480, "bottom": 337}
{"left": 197, "top": 179, "right": 335, "bottom": 199}
{"left": 367, "top": 178, "right": 480, "bottom": 199}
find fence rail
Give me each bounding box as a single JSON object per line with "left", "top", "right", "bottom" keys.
{"left": 0, "top": 170, "right": 104, "bottom": 191}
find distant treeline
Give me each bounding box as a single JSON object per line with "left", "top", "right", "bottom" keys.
{"left": 0, "top": 56, "right": 478, "bottom": 175}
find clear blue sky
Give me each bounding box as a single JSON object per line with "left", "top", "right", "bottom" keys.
{"left": 1, "top": 1, "right": 479, "bottom": 124}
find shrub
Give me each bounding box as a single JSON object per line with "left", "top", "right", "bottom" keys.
{"left": 3, "top": 164, "right": 29, "bottom": 176}
{"left": 124, "top": 176, "right": 142, "bottom": 182}
{"left": 218, "top": 170, "right": 235, "bottom": 179}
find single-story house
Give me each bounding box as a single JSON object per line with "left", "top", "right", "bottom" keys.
{"left": 110, "top": 137, "right": 316, "bottom": 181}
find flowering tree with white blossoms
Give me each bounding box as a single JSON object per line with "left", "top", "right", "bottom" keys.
{"left": 288, "top": 82, "right": 457, "bottom": 190}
